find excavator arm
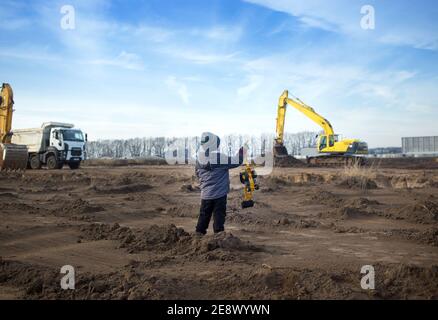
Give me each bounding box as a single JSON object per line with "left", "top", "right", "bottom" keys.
{"left": 275, "top": 90, "right": 334, "bottom": 146}
{"left": 0, "top": 83, "right": 16, "bottom": 143}
{"left": 0, "top": 83, "right": 28, "bottom": 170}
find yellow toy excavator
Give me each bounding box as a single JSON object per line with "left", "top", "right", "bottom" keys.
{"left": 0, "top": 83, "right": 28, "bottom": 170}
{"left": 240, "top": 162, "right": 259, "bottom": 208}
{"left": 274, "top": 90, "right": 368, "bottom": 166}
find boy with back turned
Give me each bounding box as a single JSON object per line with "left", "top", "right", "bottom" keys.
{"left": 195, "top": 132, "right": 245, "bottom": 235}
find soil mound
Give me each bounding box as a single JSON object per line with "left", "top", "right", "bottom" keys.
{"left": 227, "top": 211, "right": 267, "bottom": 226}
{"left": 79, "top": 223, "right": 257, "bottom": 256}
{"left": 133, "top": 224, "right": 191, "bottom": 252}
{"left": 388, "top": 198, "right": 438, "bottom": 224}
{"left": 321, "top": 206, "right": 374, "bottom": 220}
{"left": 194, "top": 232, "right": 255, "bottom": 252}
{"left": 180, "top": 184, "right": 200, "bottom": 192}
{"left": 338, "top": 176, "right": 378, "bottom": 190}
{"left": 59, "top": 199, "right": 104, "bottom": 215}
{"left": 305, "top": 190, "right": 344, "bottom": 207}
{"left": 91, "top": 183, "right": 152, "bottom": 194}
{"left": 274, "top": 156, "right": 306, "bottom": 167}
{"left": 165, "top": 203, "right": 198, "bottom": 217}
{"left": 346, "top": 197, "right": 381, "bottom": 209}
{"left": 386, "top": 228, "right": 438, "bottom": 247}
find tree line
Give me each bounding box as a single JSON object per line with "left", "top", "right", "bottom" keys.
{"left": 86, "top": 131, "right": 318, "bottom": 159}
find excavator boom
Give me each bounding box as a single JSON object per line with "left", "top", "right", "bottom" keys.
{"left": 0, "top": 83, "right": 28, "bottom": 170}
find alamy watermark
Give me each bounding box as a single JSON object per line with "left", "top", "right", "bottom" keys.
{"left": 60, "top": 265, "right": 75, "bottom": 290}
{"left": 360, "top": 265, "right": 375, "bottom": 290}
{"left": 164, "top": 134, "right": 274, "bottom": 175}
{"left": 361, "top": 5, "right": 375, "bottom": 30}
{"left": 60, "top": 5, "right": 75, "bottom": 30}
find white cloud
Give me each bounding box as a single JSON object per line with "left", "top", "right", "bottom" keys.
{"left": 164, "top": 48, "right": 239, "bottom": 65}
{"left": 244, "top": 0, "right": 438, "bottom": 51}
{"left": 237, "top": 74, "right": 264, "bottom": 98}
{"left": 88, "top": 51, "right": 145, "bottom": 70}
{"left": 166, "top": 76, "right": 190, "bottom": 105}
{"left": 191, "top": 26, "right": 244, "bottom": 42}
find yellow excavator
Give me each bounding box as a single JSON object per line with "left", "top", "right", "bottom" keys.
{"left": 0, "top": 83, "right": 28, "bottom": 170}
{"left": 274, "top": 90, "right": 368, "bottom": 166}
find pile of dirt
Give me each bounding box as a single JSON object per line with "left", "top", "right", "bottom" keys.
{"left": 131, "top": 224, "right": 191, "bottom": 253}
{"left": 303, "top": 190, "right": 345, "bottom": 207}
{"left": 21, "top": 172, "right": 92, "bottom": 186}
{"left": 367, "top": 157, "right": 438, "bottom": 170}
{"left": 259, "top": 173, "right": 326, "bottom": 191}
{"left": 226, "top": 211, "right": 269, "bottom": 226}
{"left": 180, "top": 183, "right": 200, "bottom": 192}
{"left": 57, "top": 199, "right": 104, "bottom": 216}
{"left": 377, "top": 172, "right": 438, "bottom": 189}
{"left": 165, "top": 203, "right": 198, "bottom": 218}
{"left": 290, "top": 173, "right": 326, "bottom": 185}
{"left": 377, "top": 263, "right": 438, "bottom": 299}
{"left": 2, "top": 258, "right": 437, "bottom": 300}
{"left": 79, "top": 223, "right": 257, "bottom": 257}
{"left": 338, "top": 176, "right": 378, "bottom": 190}
{"left": 244, "top": 263, "right": 438, "bottom": 299}
{"left": 90, "top": 183, "right": 152, "bottom": 194}
{"left": 345, "top": 197, "right": 381, "bottom": 209}
{"left": 383, "top": 228, "right": 438, "bottom": 247}
{"left": 79, "top": 223, "right": 136, "bottom": 247}
{"left": 260, "top": 175, "right": 291, "bottom": 188}
{"left": 274, "top": 156, "right": 306, "bottom": 168}
{"left": 194, "top": 232, "right": 256, "bottom": 252}
{"left": 320, "top": 206, "right": 374, "bottom": 220}
{"left": 0, "top": 259, "right": 60, "bottom": 298}
{"left": 386, "top": 198, "right": 438, "bottom": 224}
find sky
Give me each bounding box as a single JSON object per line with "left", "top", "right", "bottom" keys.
{"left": 1, "top": 0, "right": 438, "bottom": 147}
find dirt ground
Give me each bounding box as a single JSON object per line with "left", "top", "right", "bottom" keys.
{"left": 1, "top": 161, "right": 437, "bottom": 300}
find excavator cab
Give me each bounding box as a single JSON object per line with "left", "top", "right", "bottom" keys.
{"left": 318, "top": 134, "right": 339, "bottom": 151}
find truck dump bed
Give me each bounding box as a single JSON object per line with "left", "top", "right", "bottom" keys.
{"left": 11, "top": 128, "right": 46, "bottom": 153}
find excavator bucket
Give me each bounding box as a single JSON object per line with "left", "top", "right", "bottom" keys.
{"left": 0, "top": 143, "right": 28, "bottom": 171}
{"left": 273, "top": 144, "right": 289, "bottom": 157}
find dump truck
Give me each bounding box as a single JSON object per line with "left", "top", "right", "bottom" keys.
{"left": 12, "top": 122, "right": 87, "bottom": 170}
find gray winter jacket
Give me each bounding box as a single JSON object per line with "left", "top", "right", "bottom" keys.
{"left": 195, "top": 132, "right": 244, "bottom": 200}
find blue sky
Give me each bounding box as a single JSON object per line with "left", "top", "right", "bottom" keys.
{"left": 1, "top": 0, "right": 438, "bottom": 147}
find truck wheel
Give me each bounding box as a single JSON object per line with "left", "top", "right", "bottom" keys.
{"left": 47, "top": 155, "right": 61, "bottom": 170}
{"left": 29, "top": 154, "right": 42, "bottom": 170}
{"left": 68, "top": 162, "right": 80, "bottom": 170}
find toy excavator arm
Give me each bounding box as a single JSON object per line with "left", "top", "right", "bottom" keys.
{"left": 275, "top": 90, "right": 335, "bottom": 145}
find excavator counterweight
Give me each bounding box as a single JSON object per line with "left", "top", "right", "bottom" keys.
{"left": 0, "top": 83, "right": 28, "bottom": 171}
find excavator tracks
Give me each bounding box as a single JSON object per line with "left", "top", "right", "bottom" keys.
{"left": 307, "top": 155, "right": 366, "bottom": 167}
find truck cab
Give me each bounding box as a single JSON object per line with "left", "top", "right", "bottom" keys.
{"left": 49, "top": 126, "right": 87, "bottom": 169}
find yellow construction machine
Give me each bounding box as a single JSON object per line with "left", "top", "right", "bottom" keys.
{"left": 240, "top": 163, "right": 259, "bottom": 208}
{"left": 274, "top": 90, "right": 368, "bottom": 166}
{"left": 0, "top": 83, "right": 28, "bottom": 170}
